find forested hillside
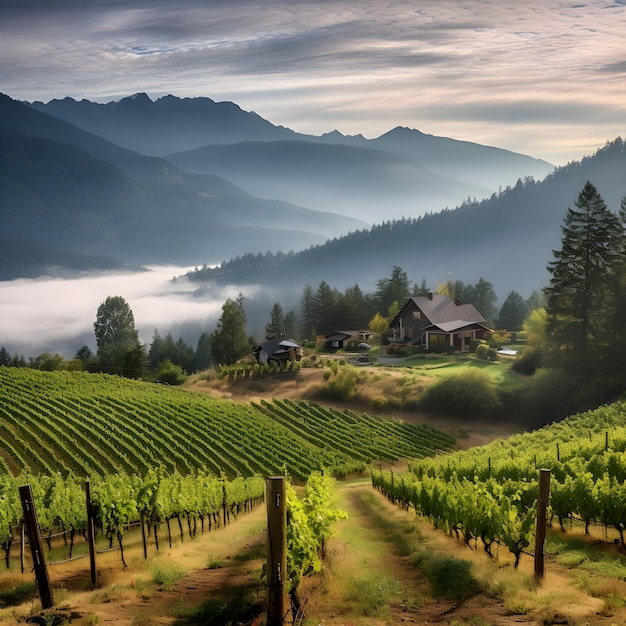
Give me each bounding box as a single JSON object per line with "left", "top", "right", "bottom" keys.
{"left": 0, "top": 94, "right": 362, "bottom": 278}
{"left": 193, "top": 138, "right": 626, "bottom": 299}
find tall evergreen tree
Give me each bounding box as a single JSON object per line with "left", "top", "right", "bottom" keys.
{"left": 313, "top": 281, "right": 340, "bottom": 334}
{"left": 265, "top": 303, "right": 285, "bottom": 340}
{"left": 375, "top": 266, "right": 410, "bottom": 314}
{"left": 283, "top": 311, "right": 298, "bottom": 339}
{"left": 498, "top": 291, "right": 528, "bottom": 331}
{"left": 299, "top": 284, "right": 316, "bottom": 340}
{"left": 463, "top": 277, "right": 498, "bottom": 326}
{"left": 604, "top": 194, "right": 626, "bottom": 379}
{"left": 210, "top": 297, "right": 252, "bottom": 365}
{"left": 544, "top": 181, "right": 622, "bottom": 370}
{"left": 194, "top": 332, "right": 213, "bottom": 371}
{"left": 0, "top": 346, "right": 10, "bottom": 366}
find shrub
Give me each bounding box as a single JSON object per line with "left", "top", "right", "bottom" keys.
{"left": 485, "top": 348, "right": 498, "bottom": 361}
{"left": 416, "top": 370, "right": 502, "bottom": 417}
{"left": 475, "top": 344, "right": 489, "bottom": 360}
{"left": 518, "top": 367, "right": 584, "bottom": 427}
{"left": 155, "top": 359, "right": 187, "bottom": 385}
{"left": 512, "top": 346, "right": 542, "bottom": 375}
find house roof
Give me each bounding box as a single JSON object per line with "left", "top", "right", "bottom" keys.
{"left": 390, "top": 294, "right": 487, "bottom": 328}
{"left": 255, "top": 338, "right": 301, "bottom": 355}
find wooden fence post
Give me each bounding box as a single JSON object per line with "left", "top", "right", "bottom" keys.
{"left": 534, "top": 469, "right": 551, "bottom": 580}
{"left": 266, "top": 476, "right": 287, "bottom": 626}
{"left": 19, "top": 485, "right": 54, "bottom": 609}
{"left": 85, "top": 481, "right": 98, "bottom": 586}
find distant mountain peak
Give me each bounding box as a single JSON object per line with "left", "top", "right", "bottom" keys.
{"left": 379, "top": 126, "right": 427, "bottom": 139}
{"left": 128, "top": 92, "right": 151, "bottom": 102}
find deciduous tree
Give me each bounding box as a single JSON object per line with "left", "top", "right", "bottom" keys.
{"left": 94, "top": 296, "right": 144, "bottom": 377}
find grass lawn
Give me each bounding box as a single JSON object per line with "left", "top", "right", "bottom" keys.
{"left": 391, "top": 353, "right": 525, "bottom": 392}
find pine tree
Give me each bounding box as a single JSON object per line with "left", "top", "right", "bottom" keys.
{"left": 498, "top": 291, "right": 528, "bottom": 331}
{"left": 210, "top": 297, "right": 252, "bottom": 365}
{"left": 544, "top": 181, "right": 622, "bottom": 370}
{"left": 265, "top": 303, "right": 285, "bottom": 340}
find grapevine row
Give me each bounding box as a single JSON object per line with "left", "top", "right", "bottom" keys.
{"left": 0, "top": 368, "right": 454, "bottom": 481}
{"left": 372, "top": 399, "right": 626, "bottom": 565}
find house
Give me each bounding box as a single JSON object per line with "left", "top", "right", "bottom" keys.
{"left": 254, "top": 338, "right": 302, "bottom": 365}
{"left": 385, "top": 293, "right": 491, "bottom": 353}
{"left": 323, "top": 330, "right": 375, "bottom": 351}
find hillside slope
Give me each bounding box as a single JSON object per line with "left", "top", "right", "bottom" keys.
{"left": 0, "top": 368, "right": 454, "bottom": 481}
{"left": 0, "top": 94, "right": 364, "bottom": 278}
{"left": 191, "top": 137, "right": 626, "bottom": 300}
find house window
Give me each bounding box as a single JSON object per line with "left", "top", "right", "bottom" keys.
{"left": 403, "top": 327, "right": 412, "bottom": 340}
{"left": 412, "top": 310, "right": 421, "bottom": 320}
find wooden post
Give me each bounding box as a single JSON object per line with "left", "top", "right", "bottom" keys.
{"left": 221, "top": 478, "right": 228, "bottom": 527}
{"left": 266, "top": 476, "right": 287, "bottom": 626}
{"left": 20, "top": 522, "right": 25, "bottom": 574}
{"left": 140, "top": 511, "right": 148, "bottom": 559}
{"left": 19, "top": 485, "right": 53, "bottom": 609}
{"left": 85, "top": 481, "right": 98, "bottom": 586}
{"left": 534, "top": 469, "right": 551, "bottom": 580}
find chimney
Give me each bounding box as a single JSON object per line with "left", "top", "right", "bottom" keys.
{"left": 455, "top": 297, "right": 462, "bottom": 306}
{"left": 427, "top": 292, "right": 433, "bottom": 300}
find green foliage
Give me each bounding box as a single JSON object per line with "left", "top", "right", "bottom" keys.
{"left": 511, "top": 345, "right": 542, "bottom": 376}
{"left": 265, "top": 302, "right": 285, "bottom": 341}
{"left": 286, "top": 472, "right": 346, "bottom": 596}
{"left": 545, "top": 182, "right": 624, "bottom": 374}
{"left": 211, "top": 296, "right": 252, "bottom": 366}
{"left": 344, "top": 575, "right": 402, "bottom": 618}
{"left": 377, "top": 396, "right": 626, "bottom": 575}
{"left": 155, "top": 359, "right": 187, "bottom": 385}
{"left": 319, "top": 365, "right": 362, "bottom": 401}
{"left": 517, "top": 367, "right": 585, "bottom": 427}
{"left": 0, "top": 368, "right": 454, "bottom": 483}
{"left": 149, "top": 562, "right": 186, "bottom": 589}
{"left": 416, "top": 370, "right": 502, "bottom": 417}
{"left": 497, "top": 290, "right": 528, "bottom": 331}
{"left": 424, "top": 557, "right": 479, "bottom": 600}
{"left": 475, "top": 344, "right": 489, "bottom": 360}
{"left": 93, "top": 295, "right": 143, "bottom": 377}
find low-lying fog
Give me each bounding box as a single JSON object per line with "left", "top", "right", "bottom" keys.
{"left": 0, "top": 266, "right": 279, "bottom": 359}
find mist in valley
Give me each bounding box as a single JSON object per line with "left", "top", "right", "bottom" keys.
{"left": 0, "top": 266, "right": 286, "bottom": 360}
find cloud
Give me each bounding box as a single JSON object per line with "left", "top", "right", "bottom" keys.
{"left": 1, "top": 1, "right": 626, "bottom": 164}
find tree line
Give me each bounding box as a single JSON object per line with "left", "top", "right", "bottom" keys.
{"left": 0, "top": 267, "right": 540, "bottom": 381}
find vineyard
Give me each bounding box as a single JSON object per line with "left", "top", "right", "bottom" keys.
{"left": 0, "top": 367, "right": 454, "bottom": 584}
{"left": 0, "top": 367, "right": 455, "bottom": 482}
{"left": 373, "top": 399, "right": 626, "bottom": 567}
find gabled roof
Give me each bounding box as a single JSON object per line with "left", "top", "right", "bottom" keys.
{"left": 255, "top": 338, "right": 301, "bottom": 355}
{"left": 390, "top": 294, "right": 486, "bottom": 327}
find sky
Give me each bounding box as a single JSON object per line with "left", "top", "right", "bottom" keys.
{"left": 2, "top": 0, "right": 626, "bottom": 165}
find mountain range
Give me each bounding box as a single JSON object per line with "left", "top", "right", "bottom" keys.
{"left": 192, "top": 136, "right": 626, "bottom": 302}
{"left": 0, "top": 93, "right": 363, "bottom": 278}
{"left": 2, "top": 92, "right": 625, "bottom": 306}
{"left": 31, "top": 93, "right": 553, "bottom": 222}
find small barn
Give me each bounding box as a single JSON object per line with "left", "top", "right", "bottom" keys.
{"left": 324, "top": 330, "right": 375, "bottom": 351}
{"left": 254, "top": 338, "right": 302, "bottom": 365}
